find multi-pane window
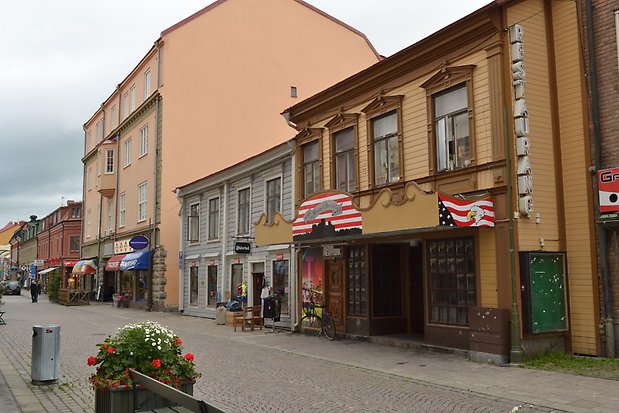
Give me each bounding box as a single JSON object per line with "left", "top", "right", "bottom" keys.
{"left": 189, "top": 265, "right": 199, "bottom": 306}
{"left": 97, "top": 153, "right": 101, "bottom": 176}
{"left": 130, "top": 85, "right": 136, "bottom": 112}
{"left": 428, "top": 237, "right": 476, "bottom": 326}
{"left": 237, "top": 188, "right": 250, "bottom": 234}
{"left": 105, "top": 149, "right": 114, "bottom": 174}
{"left": 139, "top": 126, "right": 148, "bottom": 157}
{"left": 123, "top": 138, "right": 132, "bottom": 167}
{"left": 96, "top": 120, "right": 103, "bottom": 142}
{"left": 372, "top": 111, "right": 400, "bottom": 186}
{"left": 273, "top": 260, "right": 289, "bottom": 315}
{"left": 123, "top": 92, "right": 129, "bottom": 119}
{"left": 434, "top": 85, "right": 470, "bottom": 171}
{"left": 88, "top": 167, "right": 93, "bottom": 190}
{"left": 138, "top": 182, "right": 147, "bottom": 222}
{"left": 347, "top": 246, "right": 367, "bottom": 315}
{"left": 71, "top": 207, "right": 80, "bottom": 218}
{"left": 303, "top": 141, "right": 320, "bottom": 197}
{"left": 188, "top": 203, "right": 200, "bottom": 243}
{"left": 144, "top": 70, "right": 151, "bottom": 100}
{"left": 266, "top": 178, "right": 281, "bottom": 223}
{"left": 208, "top": 197, "right": 219, "bottom": 240}
{"left": 107, "top": 198, "right": 113, "bottom": 234}
{"left": 86, "top": 209, "right": 91, "bottom": 238}
{"left": 69, "top": 235, "right": 80, "bottom": 252}
{"left": 207, "top": 265, "right": 217, "bottom": 307}
{"left": 111, "top": 105, "right": 117, "bottom": 129}
{"left": 119, "top": 192, "right": 126, "bottom": 227}
{"left": 334, "top": 127, "right": 356, "bottom": 192}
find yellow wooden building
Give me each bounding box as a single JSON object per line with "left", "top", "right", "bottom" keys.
{"left": 255, "top": 0, "right": 599, "bottom": 360}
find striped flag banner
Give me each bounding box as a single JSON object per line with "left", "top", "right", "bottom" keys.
{"left": 293, "top": 192, "right": 362, "bottom": 237}
{"left": 438, "top": 193, "right": 495, "bottom": 227}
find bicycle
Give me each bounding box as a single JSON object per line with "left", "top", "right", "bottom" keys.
{"left": 299, "top": 291, "right": 336, "bottom": 341}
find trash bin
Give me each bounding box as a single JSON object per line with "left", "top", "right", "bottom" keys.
{"left": 215, "top": 306, "right": 226, "bottom": 325}
{"left": 31, "top": 324, "right": 60, "bottom": 385}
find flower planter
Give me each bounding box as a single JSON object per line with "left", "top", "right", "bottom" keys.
{"left": 94, "top": 381, "right": 194, "bottom": 413}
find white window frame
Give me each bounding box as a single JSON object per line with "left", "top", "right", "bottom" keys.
{"left": 236, "top": 186, "right": 251, "bottom": 236}
{"left": 123, "top": 138, "right": 132, "bottom": 168}
{"left": 96, "top": 120, "right": 103, "bottom": 142}
{"left": 105, "top": 149, "right": 114, "bottom": 174}
{"left": 138, "top": 182, "right": 147, "bottom": 223}
{"left": 107, "top": 198, "right": 113, "bottom": 234}
{"left": 130, "top": 85, "right": 136, "bottom": 112}
{"left": 433, "top": 85, "right": 470, "bottom": 172}
{"left": 88, "top": 167, "right": 92, "bottom": 191}
{"left": 123, "top": 92, "right": 129, "bottom": 119}
{"left": 86, "top": 209, "right": 92, "bottom": 239}
{"left": 188, "top": 203, "right": 200, "bottom": 244}
{"left": 139, "top": 125, "right": 148, "bottom": 157}
{"left": 264, "top": 175, "right": 282, "bottom": 224}
{"left": 119, "top": 192, "right": 126, "bottom": 228}
{"left": 207, "top": 196, "right": 220, "bottom": 241}
{"left": 371, "top": 110, "right": 400, "bottom": 186}
{"left": 111, "top": 105, "right": 117, "bottom": 129}
{"left": 144, "top": 69, "right": 151, "bottom": 100}
{"left": 96, "top": 152, "right": 101, "bottom": 176}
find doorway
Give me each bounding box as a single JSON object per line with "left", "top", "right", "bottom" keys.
{"left": 409, "top": 245, "right": 424, "bottom": 335}
{"left": 325, "top": 257, "right": 345, "bottom": 332}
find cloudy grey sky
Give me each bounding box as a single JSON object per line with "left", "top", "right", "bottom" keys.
{"left": 0, "top": 0, "right": 489, "bottom": 226}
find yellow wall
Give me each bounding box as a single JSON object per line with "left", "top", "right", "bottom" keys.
{"left": 479, "top": 228, "right": 498, "bottom": 308}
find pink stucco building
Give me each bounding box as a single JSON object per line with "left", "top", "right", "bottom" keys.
{"left": 81, "top": 0, "right": 380, "bottom": 310}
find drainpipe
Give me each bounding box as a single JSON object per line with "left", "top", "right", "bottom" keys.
{"left": 96, "top": 193, "right": 103, "bottom": 293}
{"left": 177, "top": 191, "right": 184, "bottom": 311}
{"left": 288, "top": 140, "right": 297, "bottom": 330}
{"left": 505, "top": 108, "right": 524, "bottom": 363}
{"left": 222, "top": 181, "right": 229, "bottom": 300}
{"left": 151, "top": 42, "right": 162, "bottom": 311}
{"left": 585, "top": 0, "right": 614, "bottom": 356}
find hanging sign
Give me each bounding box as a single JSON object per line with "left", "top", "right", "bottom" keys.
{"left": 234, "top": 241, "right": 251, "bottom": 254}
{"left": 599, "top": 167, "right": 619, "bottom": 213}
{"left": 129, "top": 235, "right": 149, "bottom": 250}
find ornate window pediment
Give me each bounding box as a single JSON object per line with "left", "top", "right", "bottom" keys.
{"left": 420, "top": 64, "right": 476, "bottom": 95}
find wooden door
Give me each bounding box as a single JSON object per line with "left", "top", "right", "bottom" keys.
{"left": 252, "top": 272, "right": 264, "bottom": 308}
{"left": 325, "top": 258, "right": 345, "bottom": 331}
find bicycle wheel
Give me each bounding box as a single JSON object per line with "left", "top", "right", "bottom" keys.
{"left": 321, "top": 311, "right": 336, "bottom": 341}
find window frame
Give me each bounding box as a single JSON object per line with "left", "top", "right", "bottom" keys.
{"left": 189, "top": 264, "right": 199, "bottom": 307}
{"left": 187, "top": 202, "right": 200, "bottom": 244}
{"left": 326, "top": 113, "right": 359, "bottom": 193}
{"left": 144, "top": 69, "right": 151, "bottom": 100}
{"left": 138, "top": 182, "right": 147, "bottom": 223}
{"left": 119, "top": 192, "right": 126, "bottom": 228}
{"left": 107, "top": 198, "right": 113, "bottom": 234}
{"left": 421, "top": 65, "right": 476, "bottom": 175}
{"left": 86, "top": 209, "right": 91, "bottom": 239}
{"left": 110, "top": 105, "right": 117, "bottom": 129}
{"left": 236, "top": 186, "right": 251, "bottom": 236}
{"left": 265, "top": 175, "right": 282, "bottom": 224}
{"left": 129, "top": 84, "right": 136, "bottom": 112}
{"left": 207, "top": 196, "right": 220, "bottom": 241}
{"left": 139, "top": 125, "right": 148, "bottom": 158}
{"left": 302, "top": 140, "right": 321, "bottom": 199}
{"left": 105, "top": 149, "right": 114, "bottom": 174}
{"left": 207, "top": 265, "right": 218, "bottom": 307}
{"left": 123, "top": 138, "right": 132, "bottom": 168}
{"left": 361, "top": 96, "right": 404, "bottom": 189}
{"left": 272, "top": 259, "right": 290, "bottom": 315}
{"left": 69, "top": 235, "right": 80, "bottom": 252}
{"left": 123, "top": 92, "right": 129, "bottom": 119}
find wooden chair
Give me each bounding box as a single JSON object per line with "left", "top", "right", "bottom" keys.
{"left": 232, "top": 305, "right": 263, "bottom": 331}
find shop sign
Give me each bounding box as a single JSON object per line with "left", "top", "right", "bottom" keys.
{"left": 34, "top": 259, "right": 44, "bottom": 266}
{"left": 599, "top": 167, "right": 619, "bottom": 213}
{"left": 64, "top": 259, "right": 79, "bottom": 267}
{"left": 114, "top": 239, "right": 133, "bottom": 254}
{"left": 276, "top": 253, "right": 284, "bottom": 261}
{"left": 323, "top": 245, "right": 342, "bottom": 257}
{"left": 293, "top": 192, "right": 362, "bottom": 241}
{"left": 234, "top": 241, "right": 251, "bottom": 254}
{"left": 129, "top": 235, "right": 149, "bottom": 250}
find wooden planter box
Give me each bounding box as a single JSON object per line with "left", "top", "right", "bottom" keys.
{"left": 94, "top": 381, "right": 194, "bottom": 413}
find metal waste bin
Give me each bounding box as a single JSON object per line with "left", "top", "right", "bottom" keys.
{"left": 31, "top": 324, "right": 60, "bottom": 384}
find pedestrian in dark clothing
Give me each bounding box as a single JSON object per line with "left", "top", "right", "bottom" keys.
{"left": 32, "top": 282, "right": 39, "bottom": 303}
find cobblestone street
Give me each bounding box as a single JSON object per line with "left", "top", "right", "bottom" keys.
{"left": 1, "top": 294, "right": 618, "bottom": 413}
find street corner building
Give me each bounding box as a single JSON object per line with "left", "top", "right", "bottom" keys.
{"left": 79, "top": 0, "right": 381, "bottom": 311}
{"left": 254, "top": 0, "right": 603, "bottom": 360}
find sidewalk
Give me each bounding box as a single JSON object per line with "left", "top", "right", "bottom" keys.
{"left": 0, "top": 294, "right": 617, "bottom": 412}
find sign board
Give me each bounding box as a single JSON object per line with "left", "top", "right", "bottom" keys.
{"left": 323, "top": 245, "right": 343, "bottom": 257}
{"left": 129, "top": 235, "right": 149, "bottom": 250}
{"left": 34, "top": 259, "right": 44, "bottom": 266}
{"left": 599, "top": 167, "right": 619, "bottom": 213}
{"left": 234, "top": 241, "right": 251, "bottom": 254}
{"left": 179, "top": 252, "right": 183, "bottom": 270}
{"left": 64, "top": 259, "right": 79, "bottom": 267}
{"left": 114, "top": 239, "right": 133, "bottom": 254}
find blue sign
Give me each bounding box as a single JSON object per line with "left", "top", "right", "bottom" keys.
{"left": 129, "top": 235, "right": 149, "bottom": 250}
{"left": 119, "top": 250, "right": 151, "bottom": 271}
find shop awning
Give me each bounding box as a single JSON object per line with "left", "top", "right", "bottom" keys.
{"left": 38, "top": 267, "right": 58, "bottom": 275}
{"left": 71, "top": 259, "right": 97, "bottom": 275}
{"left": 105, "top": 254, "right": 127, "bottom": 271}
{"left": 71, "top": 260, "right": 84, "bottom": 274}
{"left": 119, "top": 250, "right": 151, "bottom": 271}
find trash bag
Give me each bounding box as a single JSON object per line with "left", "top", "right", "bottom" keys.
{"left": 225, "top": 300, "right": 242, "bottom": 312}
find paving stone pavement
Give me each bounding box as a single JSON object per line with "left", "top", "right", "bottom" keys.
{"left": 0, "top": 294, "right": 617, "bottom": 413}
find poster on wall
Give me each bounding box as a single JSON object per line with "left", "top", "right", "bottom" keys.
{"left": 293, "top": 192, "right": 362, "bottom": 241}
{"left": 300, "top": 248, "right": 324, "bottom": 327}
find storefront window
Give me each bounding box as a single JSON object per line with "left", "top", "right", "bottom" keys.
{"left": 231, "top": 264, "right": 243, "bottom": 301}
{"left": 189, "top": 265, "right": 199, "bottom": 306}
{"left": 136, "top": 271, "right": 148, "bottom": 302}
{"left": 347, "top": 246, "right": 366, "bottom": 316}
{"left": 428, "top": 237, "right": 476, "bottom": 326}
{"left": 207, "top": 265, "right": 217, "bottom": 307}
{"left": 273, "top": 260, "right": 289, "bottom": 315}
{"left": 301, "top": 248, "right": 324, "bottom": 326}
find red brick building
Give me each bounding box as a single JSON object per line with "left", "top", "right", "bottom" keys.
{"left": 37, "top": 201, "right": 82, "bottom": 289}
{"left": 579, "top": 0, "right": 619, "bottom": 356}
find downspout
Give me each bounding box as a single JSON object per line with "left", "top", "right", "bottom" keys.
{"left": 288, "top": 140, "right": 298, "bottom": 331}
{"left": 177, "top": 190, "right": 184, "bottom": 311}
{"left": 585, "top": 0, "right": 614, "bottom": 356}
{"left": 222, "top": 181, "right": 229, "bottom": 300}
{"left": 113, "top": 132, "right": 121, "bottom": 297}
{"left": 96, "top": 193, "right": 103, "bottom": 293}
{"left": 505, "top": 108, "right": 523, "bottom": 363}
{"left": 150, "top": 42, "right": 162, "bottom": 312}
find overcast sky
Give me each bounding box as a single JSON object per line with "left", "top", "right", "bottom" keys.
{"left": 0, "top": 0, "right": 489, "bottom": 226}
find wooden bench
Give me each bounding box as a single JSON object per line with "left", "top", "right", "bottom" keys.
{"left": 232, "top": 305, "right": 263, "bottom": 332}
{"left": 128, "top": 369, "right": 225, "bottom": 413}
{"left": 0, "top": 311, "right": 5, "bottom": 325}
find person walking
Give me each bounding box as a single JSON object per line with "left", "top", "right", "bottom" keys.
{"left": 32, "top": 281, "right": 39, "bottom": 303}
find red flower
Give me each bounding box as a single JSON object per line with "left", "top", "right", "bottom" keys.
{"left": 184, "top": 353, "right": 194, "bottom": 362}
{"left": 87, "top": 356, "right": 97, "bottom": 366}
{"left": 107, "top": 347, "right": 115, "bottom": 354}
{"left": 175, "top": 337, "right": 182, "bottom": 346}
{"left": 151, "top": 359, "right": 162, "bottom": 368}
{"left": 102, "top": 344, "right": 108, "bottom": 349}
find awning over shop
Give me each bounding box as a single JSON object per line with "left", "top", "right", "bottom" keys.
{"left": 119, "top": 250, "right": 151, "bottom": 271}
{"left": 38, "top": 267, "right": 58, "bottom": 275}
{"left": 105, "top": 254, "right": 127, "bottom": 271}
